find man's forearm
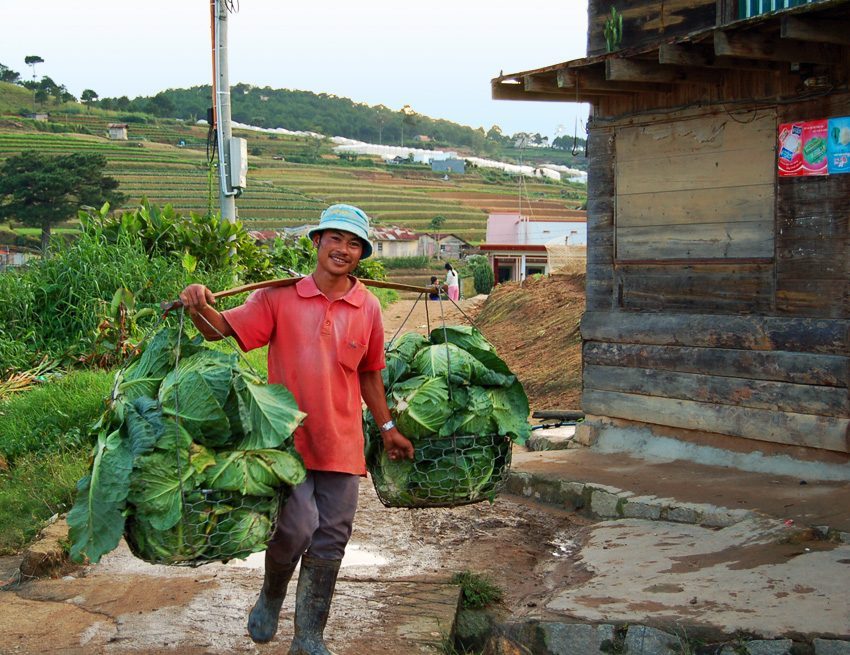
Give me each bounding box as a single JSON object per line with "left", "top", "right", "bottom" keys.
{"left": 359, "top": 370, "right": 391, "bottom": 425}
{"left": 188, "top": 306, "right": 232, "bottom": 341}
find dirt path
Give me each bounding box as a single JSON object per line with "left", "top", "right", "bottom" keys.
{"left": 381, "top": 295, "right": 487, "bottom": 343}
{"left": 1, "top": 481, "right": 591, "bottom": 654}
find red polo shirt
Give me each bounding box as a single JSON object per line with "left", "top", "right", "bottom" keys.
{"left": 222, "top": 275, "right": 385, "bottom": 475}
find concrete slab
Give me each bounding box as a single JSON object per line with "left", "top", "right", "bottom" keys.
{"left": 546, "top": 516, "right": 850, "bottom": 637}
{"left": 510, "top": 448, "right": 850, "bottom": 534}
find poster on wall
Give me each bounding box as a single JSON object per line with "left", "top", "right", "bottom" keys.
{"left": 777, "top": 119, "right": 828, "bottom": 177}
{"left": 827, "top": 117, "right": 850, "bottom": 174}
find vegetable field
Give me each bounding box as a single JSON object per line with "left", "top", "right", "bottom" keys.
{"left": 0, "top": 115, "right": 586, "bottom": 243}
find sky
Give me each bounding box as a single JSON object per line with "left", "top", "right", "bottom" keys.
{"left": 1, "top": 1, "right": 590, "bottom": 141}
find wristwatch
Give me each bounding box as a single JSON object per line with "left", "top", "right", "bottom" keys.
{"left": 380, "top": 420, "right": 396, "bottom": 433}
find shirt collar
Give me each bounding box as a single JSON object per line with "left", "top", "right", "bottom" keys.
{"left": 296, "top": 274, "right": 366, "bottom": 307}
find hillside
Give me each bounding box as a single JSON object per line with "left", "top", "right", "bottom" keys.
{"left": 100, "top": 84, "right": 588, "bottom": 169}
{"left": 0, "top": 89, "right": 587, "bottom": 244}
{"left": 475, "top": 273, "right": 584, "bottom": 410}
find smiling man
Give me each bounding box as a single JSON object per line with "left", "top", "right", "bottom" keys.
{"left": 179, "top": 204, "right": 413, "bottom": 654}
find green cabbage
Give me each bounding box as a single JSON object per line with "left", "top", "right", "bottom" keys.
{"left": 68, "top": 326, "right": 307, "bottom": 565}
{"left": 414, "top": 343, "right": 514, "bottom": 388}
{"left": 367, "top": 325, "right": 529, "bottom": 507}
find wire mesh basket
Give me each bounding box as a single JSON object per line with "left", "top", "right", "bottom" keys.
{"left": 124, "top": 487, "right": 290, "bottom": 566}
{"left": 368, "top": 432, "right": 513, "bottom": 508}
{"left": 125, "top": 490, "right": 283, "bottom": 565}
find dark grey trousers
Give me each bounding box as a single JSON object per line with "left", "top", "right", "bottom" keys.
{"left": 265, "top": 471, "right": 360, "bottom": 566}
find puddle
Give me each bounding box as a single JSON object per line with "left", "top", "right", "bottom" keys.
{"left": 548, "top": 532, "right": 578, "bottom": 558}
{"left": 342, "top": 544, "right": 389, "bottom": 568}
{"left": 224, "top": 545, "right": 389, "bottom": 570}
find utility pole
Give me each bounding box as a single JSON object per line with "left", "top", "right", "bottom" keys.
{"left": 211, "top": 0, "right": 246, "bottom": 223}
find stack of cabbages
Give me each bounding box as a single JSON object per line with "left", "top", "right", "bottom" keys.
{"left": 68, "top": 327, "right": 306, "bottom": 565}
{"left": 366, "top": 326, "right": 529, "bottom": 507}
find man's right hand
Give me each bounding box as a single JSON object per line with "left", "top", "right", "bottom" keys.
{"left": 179, "top": 284, "right": 216, "bottom": 314}
{"left": 178, "top": 284, "right": 233, "bottom": 340}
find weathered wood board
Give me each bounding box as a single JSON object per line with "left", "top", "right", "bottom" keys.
{"left": 581, "top": 310, "right": 850, "bottom": 354}
{"left": 587, "top": 0, "right": 717, "bottom": 56}
{"left": 582, "top": 389, "right": 850, "bottom": 453}
{"left": 585, "top": 127, "right": 616, "bottom": 311}
{"left": 584, "top": 364, "right": 849, "bottom": 417}
{"left": 776, "top": 156, "right": 850, "bottom": 318}
{"left": 583, "top": 341, "right": 849, "bottom": 387}
{"left": 616, "top": 220, "right": 775, "bottom": 259}
{"left": 615, "top": 261, "right": 773, "bottom": 312}
{"left": 615, "top": 111, "right": 776, "bottom": 261}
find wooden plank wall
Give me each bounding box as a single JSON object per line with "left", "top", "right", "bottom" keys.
{"left": 581, "top": 311, "right": 850, "bottom": 452}
{"left": 586, "top": 128, "right": 616, "bottom": 311}
{"left": 615, "top": 112, "right": 776, "bottom": 261}
{"left": 776, "top": 93, "right": 850, "bottom": 318}
{"left": 582, "top": 94, "right": 850, "bottom": 455}
{"left": 587, "top": 0, "right": 717, "bottom": 57}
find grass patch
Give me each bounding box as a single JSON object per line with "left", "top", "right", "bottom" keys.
{"left": 451, "top": 570, "right": 504, "bottom": 610}
{"left": 0, "top": 446, "right": 89, "bottom": 555}
{"left": 0, "top": 369, "right": 113, "bottom": 462}
{"left": 380, "top": 256, "right": 432, "bottom": 269}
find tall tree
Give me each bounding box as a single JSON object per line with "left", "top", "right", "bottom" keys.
{"left": 0, "top": 151, "right": 124, "bottom": 254}
{"left": 400, "top": 104, "right": 416, "bottom": 146}
{"left": 24, "top": 55, "right": 43, "bottom": 112}
{"left": 0, "top": 63, "right": 20, "bottom": 84}
{"left": 81, "top": 89, "right": 99, "bottom": 111}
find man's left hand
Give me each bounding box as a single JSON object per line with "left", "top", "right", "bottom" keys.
{"left": 383, "top": 429, "right": 414, "bottom": 460}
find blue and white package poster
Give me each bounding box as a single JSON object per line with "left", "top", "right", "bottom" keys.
{"left": 827, "top": 117, "right": 850, "bottom": 174}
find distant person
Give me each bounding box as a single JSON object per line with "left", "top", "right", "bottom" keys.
{"left": 429, "top": 275, "right": 440, "bottom": 300}
{"left": 444, "top": 262, "right": 459, "bottom": 302}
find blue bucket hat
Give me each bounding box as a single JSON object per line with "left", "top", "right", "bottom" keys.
{"left": 307, "top": 204, "right": 374, "bottom": 259}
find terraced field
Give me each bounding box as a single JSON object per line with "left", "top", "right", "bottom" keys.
{"left": 0, "top": 119, "right": 586, "bottom": 243}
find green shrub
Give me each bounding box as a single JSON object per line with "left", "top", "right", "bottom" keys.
{"left": 0, "top": 226, "right": 219, "bottom": 366}
{"left": 0, "top": 369, "right": 113, "bottom": 462}
{"left": 462, "top": 255, "right": 494, "bottom": 295}
{"left": 354, "top": 257, "right": 387, "bottom": 281}
{"left": 0, "top": 447, "right": 90, "bottom": 555}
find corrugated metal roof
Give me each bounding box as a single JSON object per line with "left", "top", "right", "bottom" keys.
{"left": 371, "top": 226, "right": 418, "bottom": 241}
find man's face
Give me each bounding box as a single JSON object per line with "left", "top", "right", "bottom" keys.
{"left": 314, "top": 229, "right": 364, "bottom": 276}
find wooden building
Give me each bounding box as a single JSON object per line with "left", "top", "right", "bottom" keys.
{"left": 493, "top": 0, "right": 849, "bottom": 473}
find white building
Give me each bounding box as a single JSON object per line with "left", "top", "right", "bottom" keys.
{"left": 479, "top": 212, "right": 587, "bottom": 283}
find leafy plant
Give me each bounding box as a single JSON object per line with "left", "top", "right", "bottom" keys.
{"left": 451, "top": 570, "right": 503, "bottom": 609}
{"left": 604, "top": 6, "right": 624, "bottom": 52}
{"left": 82, "top": 287, "right": 156, "bottom": 369}
{"left": 462, "top": 255, "right": 494, "bottom": 295}
{"left": 353, "top": 256, "right": 387, "bottom": 281}
{"left": 67, "top": 326, "right": 307, "bottom": 565}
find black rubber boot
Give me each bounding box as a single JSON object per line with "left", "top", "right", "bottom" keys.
{"left": 287, "top": 556, "right": 342, "bottom": 655}
{"left": 247, "top": 554, "right": 298, "bottom": 644}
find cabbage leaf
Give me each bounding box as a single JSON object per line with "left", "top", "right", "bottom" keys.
{"left": 389, "top": 375, "right": 451, "bottom": 439}
{"left": 232, "top": 372, "right": 306, "bottom": 451}
{"left": 67, "top": 429, "right": 134, "bottom": 564}
{"left": 205, "top": 448, "right": 306, "bottom": 496}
